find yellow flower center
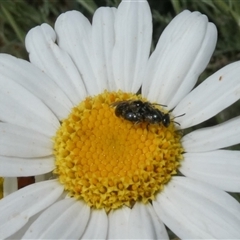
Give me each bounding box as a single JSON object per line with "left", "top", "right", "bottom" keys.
{"left": 53, "top": 91, "right": 183, "bottom": 211}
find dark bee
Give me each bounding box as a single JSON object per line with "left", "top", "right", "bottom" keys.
{"left": 111, "top": 100, "right": 170, "bottom": 127}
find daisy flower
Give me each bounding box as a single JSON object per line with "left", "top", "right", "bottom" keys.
{"left": 1, "top": 0, "right": 240, "bottom": 239}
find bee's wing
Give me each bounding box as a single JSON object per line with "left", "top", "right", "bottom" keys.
{"left": 110, "top": 100, "right": 134, "bottom": 107}
{"left": 111, "top": 101, "right": 124, "bottom": 107}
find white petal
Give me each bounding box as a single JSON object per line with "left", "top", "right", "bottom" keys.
{"left": 0, "top": 54, "right": 72, "bottom": 120}
{"left": 182, "top": 116, "right": 240, "bottom": 152}
{"left": 107, "top": 206, "right": 131, "bottom": 239}
{"left": 143, "top": 10, "right": 216, "bottom": 109}
{"left": 7, "top": 194, "right": 67, "bottom": 240}
{"left": 180, "top": 150, "right": 240, "bottom": 192}
{"left": 6, "top": 211, "right": 43, "bottom": 240}
{"left": 81, "top": 209, "right": 108, "bottom": 239}
{"left": 174, "top": 61, "right": 240, "bottom": 128}
{"left": 3, "top": 177, "right": 18, "bottom": 197}
{"left": 128, "top": 202, "right": 169, "bottom": 239}
{"left": 112, "top": 0, "right": 152, "bottom": 92}
{"left": 0, "top": 123, "right": 52, "bottom": 158}
{"left": 0, "top": 179, "right": 63, "bottom": 239}
{"left": 0, "top": 156, "right": 54, "bottom": 177}
{"left": 23, "top": 198, "right": 90, "bottom": 239}
{"left": 55, "top": 11, "right": 99, "bottom": 95}
{"left": 92, "top": 7, "right": 117, "bottom": 91}
{"left": 0, "top": 73, "right": 59, "bottom": 136}
{"left": 153, "top": 177, "right": 240, "bottom": 239}
{"left": 26, "top": 24, "right": 87, "bottom": 105}
{"left": 167, "top": 23, "right": 217, "bottom": 109}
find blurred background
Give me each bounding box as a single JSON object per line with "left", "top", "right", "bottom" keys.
{"left": 0, "top": 0, "right": 240, "bottom": 238}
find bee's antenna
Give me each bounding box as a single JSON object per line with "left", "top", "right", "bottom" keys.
{"left": 152, "top": 103, "right": 168, "bottom": 107}
{"left": 172, "top": 113, "right": 185, "bottom": 120}
{"left": 171, "top": 113, "right": 185, "bottom": 126}
{"left": 173, "top": 121, "right": 180, "bottom": 126}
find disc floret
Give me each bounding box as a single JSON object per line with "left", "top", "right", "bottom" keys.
{"left": 53, "top": 91, "right": 183, "bottom": 211}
